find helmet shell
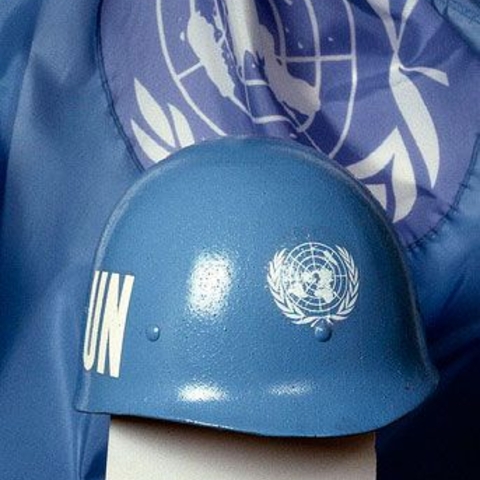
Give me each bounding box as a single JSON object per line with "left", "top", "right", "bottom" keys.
{"left": 76, "top": 137, "right": 437, "bottom": 437}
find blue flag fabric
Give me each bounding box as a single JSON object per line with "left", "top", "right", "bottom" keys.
{"left": 0, "top": 1, "right": 479, "bottom": 479}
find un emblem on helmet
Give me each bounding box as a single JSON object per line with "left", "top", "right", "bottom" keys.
{"left": 267, "top": 243, "right": 359, "bottom": 340}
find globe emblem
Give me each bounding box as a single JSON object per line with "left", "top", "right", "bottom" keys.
{"left": 107, "top": 0, "right": 453, "bottom": 240}
{"left": 156, "top": 0, "right": 356, "bottom": 155}
{"left": 267, "top": 242, "right": 359, "bottom": 339}
{"left": 282, "top": 243, "right": 348, "bottom": 315}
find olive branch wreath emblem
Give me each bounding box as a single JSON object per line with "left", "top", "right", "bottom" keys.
{"left": 267, "top": 245, "right": 359, "bottom": 328}
{"left": 131, "top": 79, "right": 196, "bottom": 164}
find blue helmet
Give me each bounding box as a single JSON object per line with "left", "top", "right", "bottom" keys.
{"left": 76, "top": 137, "right": 437, "bottom": 437}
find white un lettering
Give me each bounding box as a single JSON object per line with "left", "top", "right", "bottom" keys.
{"left": 83, "top": 270, "right": 135, "bottom": 378}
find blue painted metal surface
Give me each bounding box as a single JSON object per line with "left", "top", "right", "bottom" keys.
{"left": 76, "top": 137, "right": 438, "bottom": 437}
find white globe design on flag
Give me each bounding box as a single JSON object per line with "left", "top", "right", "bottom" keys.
{"left": 155, "top": 0, "right": 356, "bottom": 155}
{"left": 128, "top": 0, "right": 452, "bottom": 234}
{"left": 268, "top": 243, "right": 359, "bottom": 339}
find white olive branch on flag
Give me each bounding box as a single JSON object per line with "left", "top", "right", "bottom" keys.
{"left": 131, "top": 78, "right": 195, "bottom": 163}
{"left": 348, "top": 0, "right": 449, "bottom": 222}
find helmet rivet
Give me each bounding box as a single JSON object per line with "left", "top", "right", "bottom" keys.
{"left": 145, "top": 325, "right": 161, "bottom": 342}
{"left": 314, "top": 321, "right": 332, "bottom": 342}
